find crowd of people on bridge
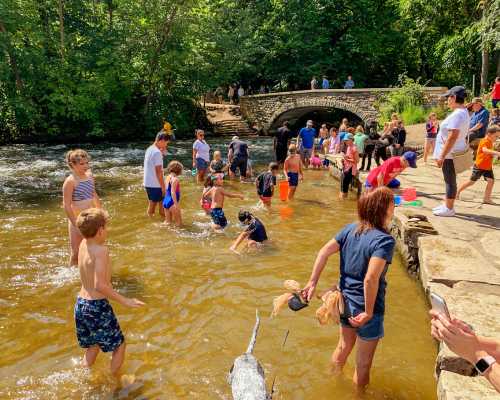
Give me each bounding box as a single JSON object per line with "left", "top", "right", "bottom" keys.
{"left": 58, "top": 77, "right": 500, "bottom": 395}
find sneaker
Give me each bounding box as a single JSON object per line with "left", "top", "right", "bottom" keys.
{"left": 433, "top": 207, "right": 455, "bottom": 217}
{"left": 432, "top": 204, "right": 445, "bottom": 212}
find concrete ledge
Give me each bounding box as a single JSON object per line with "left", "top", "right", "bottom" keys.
{"left": 438, "top": 371, "right": 499, "bottom": 400}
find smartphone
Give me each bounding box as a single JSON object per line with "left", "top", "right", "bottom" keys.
{"left": 430, "top": 292, "right": 451, "bottom": 319}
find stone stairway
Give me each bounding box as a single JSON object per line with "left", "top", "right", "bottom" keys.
{"left": 204, "top": 103, "right": 256, "bottom": 136}
{"left": 213, "top": 119, "right": 255, "bottom": 136}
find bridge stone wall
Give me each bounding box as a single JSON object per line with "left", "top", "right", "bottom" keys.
{"left": 239, "top": 88, "right": 447, "bottom": 134}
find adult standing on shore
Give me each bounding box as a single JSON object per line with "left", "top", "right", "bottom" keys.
{"left": 143, "top": 132, "right": 170, "bottom": 217}
{"left": 192, "top": 129, "right": 210, "bottom": 184}
{"left": 228, "top": 135, "right": 249, "bottom": 180}
{"left": 301, "top": 187, "right": 396, "bottom": 390}
{"left": 274, "top": 121, "right": 292, "bottom": 167}
{"left": 433, "top": 86, "right": 470, "bottom": 217}
{"left": 296, "top": 120, "right": 317, "bottom": 168}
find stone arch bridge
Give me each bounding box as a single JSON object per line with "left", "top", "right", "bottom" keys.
{"left": 239, "top": 88, "right": 447, "bottom": 134}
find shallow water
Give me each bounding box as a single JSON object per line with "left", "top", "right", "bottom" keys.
{"left": 0, "top": 139, "right": 437, "bottom": 399}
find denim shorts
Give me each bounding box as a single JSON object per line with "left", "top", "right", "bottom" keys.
{"left": 340, "top": 300, "right": 384, "bottom": 341}
{"left": 196, "top": 157, "right": 208, "bottom": 170}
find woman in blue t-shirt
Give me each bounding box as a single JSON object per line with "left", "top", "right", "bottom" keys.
{"left": 301, "top": 187, "right": 395, "bottom": 390}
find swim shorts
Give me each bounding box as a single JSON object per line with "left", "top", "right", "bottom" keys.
{"left": 470, "top": 166, "right": 494, "bottom": 181}
{"left": 145, "top": 187, "right": 163, "bottom": 202}
{"left": 300, "top": 147, "right": 313, "bottom": 159}
{"left": 259, "top": 196, "right": 272, "bottom": 205}
{"left": 340, "top": 300, "right": 384, "bottom": 341}
{"left": 74, "top": 297, "right": 124, "bottom": 353}
{"left": 287, "top": 172, "right": 299, "bottom": 187}
{"left": 230, "top": 157, "right": 248, "bottom": 177}
{"left": 210, "top": 207, "right": 227, "bottom": 228}
{"left": 196, "top": 157, "right": 209, "bottom": 170}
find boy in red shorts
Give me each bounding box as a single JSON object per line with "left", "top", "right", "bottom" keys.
{"left": 457, "top": 125, "right": 500, "bottom": 204}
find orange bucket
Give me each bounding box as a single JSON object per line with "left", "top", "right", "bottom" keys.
{"left": 402, "top": 187, "right": 417, "bottom": 201}
{"left": 279, "top": 180, "right": 289, "bottom": 201}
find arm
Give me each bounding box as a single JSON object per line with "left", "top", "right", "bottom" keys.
{"left": 283, "top": 159, "right": 289, "bottom": 177}
{"left": 299, "top": 159, "right": 304, "bottom": 179}
{"left": 230, "top": 231, "right": 250, "bottom": 252}
{"left": 171, "top": 178, "right": 180, "bottom": 206}
{"left": 436, "top": 129, "right": 459, "bottom": 167}
{"left": 192, "top": 147, "right": 197, "bottom": 167}
{"left": 301, "top": 239, "right": 340, "bottom": 301}
{"left": 377, "top": 171, "right": 385, "bottom": 187}
{"left": 155, "top": 165, "right": 165, "bottom": 195}
{"left": 482, "top": 148, "right": 500, "bottom": 157}
{"left": 223, "top": 189, "right": 244, "bottom": 199}
{"left": 94, "top": 248, "right": 144, "bottom": 307}
{"left": 349, "top": 256, "right": 386, "bottom": 327}
{"left": 62, "top": 178, "right": 77, "bottom": 226}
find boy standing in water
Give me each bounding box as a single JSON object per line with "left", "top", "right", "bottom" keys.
{"left": 204, "top": 175, "right": 244, "bottom": 229}
{"left": 284, "top": 144, "right": 303, "bottom": 200}
{"left": 256, "top": 162, "right": 279, "bottom": 206}
{"left": 74, "top": 208, "right": 144, "bottom": 375}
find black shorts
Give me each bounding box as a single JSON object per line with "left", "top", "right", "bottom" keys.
{"left": 471, "top": 167, "right": 494, "bottom": 181}
{"left": 230, "top": 157, "right": 248, "bottom": 177}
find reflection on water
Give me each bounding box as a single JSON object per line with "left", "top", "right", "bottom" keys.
{"left": 0, "top": 139, "right": 436, "bottom": 399}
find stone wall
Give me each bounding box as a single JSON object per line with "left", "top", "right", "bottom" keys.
{"left": 240, "top": 87, "right": 447, "bottom": 134}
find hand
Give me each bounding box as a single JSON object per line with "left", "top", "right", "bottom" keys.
{"left": 300, "top": 174, "right": 304, "bottom": 181}
{"left": 430, "top": 313, "right": 481, "bottom": 363}
{"left": 301, "top": 281, "right": 316, "bottom": 302}
{"left": 124, "top": 298, "right": 145, "bottom": 308}
{"left": 192, "top": 161, "right": 196, "bottom": 168}
{"left": 436, "top": 158, "right": 444, "bottom": 168}
{"left": 349, "top": 312, "right": 372, "bottom": 327}
{"left": 229, "top": 246, "right": 241, "bottom": 255}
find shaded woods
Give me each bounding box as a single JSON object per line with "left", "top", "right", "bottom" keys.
{"left": 0, "top": 0, "right": 499, "bottom": 143}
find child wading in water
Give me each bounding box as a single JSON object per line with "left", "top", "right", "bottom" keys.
{"left": 163, "top": 161, "right": 183, "bottom": 226}
{"left": 457, "top": 125, "right": 500, "bottom": 204}
{"left": 204, "top": 174, "right": 244, "bottom": 229}
{"left": 63, "top": 149, "right": 101, "bottom": 266}
{"left": 230, "top": 211, "right": 268, "bottom": 254}
{"left": 200, "top": 175, "right": 214, "bottom": 214}
{"left": 310, "top": 148, "right": 322, "bottom": 169}
{"left": 340, "top": 133, "right": 359, "bottom": 199}
{"left": 284, "top": 144, "right": 303, "bottom": 200}
{"left": 256, "top": 162, "right": 279, "bottom": 207}
{"left": 209, "top": 150, "right": 228, "bottom": 175}
{"left": 74, "top": 208, "right": 144, "bottom": 375}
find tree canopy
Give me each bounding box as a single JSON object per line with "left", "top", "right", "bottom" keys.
{"left": 0, "top": 0, "right": 498, "bottom": 143}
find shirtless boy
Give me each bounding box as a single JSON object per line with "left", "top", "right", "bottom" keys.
{"left": 203, "top": 175, "right": 244, "bottom": 229}
{"left": 284, "top": 144, "right": 304, "bottom": 200}
{"left": 74, "top": 208, "right": 144, "bottom": 375}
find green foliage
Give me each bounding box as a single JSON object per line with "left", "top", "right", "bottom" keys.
{"left": 400, "top": 105, "right": 428, "bottom": 125}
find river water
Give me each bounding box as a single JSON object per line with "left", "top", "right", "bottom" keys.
{"left": 0, "top": 139, "right": 437, "bottom": 399}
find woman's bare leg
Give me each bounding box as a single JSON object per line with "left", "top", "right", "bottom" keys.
{"left": 331, "top": 326, "right": 357, "bottom": 373}
{"left": 353, "top": 337, "right": 380, "bottom": 389}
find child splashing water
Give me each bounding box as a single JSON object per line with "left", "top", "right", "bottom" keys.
{"left": 163, "top": 161, "right": 183, "bottom": 226}
{"left": 63, "top": 149, "right": 101, "bottom": 267}
{"left": 230, "top": 211, "right": 268, "bottom": 254}
{"left": 204, "top": 174, "right": 244, "bottom": 229}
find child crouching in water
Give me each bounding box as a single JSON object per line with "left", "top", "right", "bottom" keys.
{"left": 309, "top": 149, "right": 322, "bottom": 169}
{"left": 230, "top": 210, "right": 268, "bottom": 254}
{"left": 74, "top": 208, "right": 144, "bottom": 375}
{"left": 163, "top": 161, "right": 183, "bottom": 226}
{"left": 284, "top": 144, "right": 303, "bottom": 200}
{"left": 204, "top": 174, "right": 244, "bottom": 229}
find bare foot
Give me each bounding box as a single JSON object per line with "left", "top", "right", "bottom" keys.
{"left": 483, "top": 199, "right": 496, "bottom": 205}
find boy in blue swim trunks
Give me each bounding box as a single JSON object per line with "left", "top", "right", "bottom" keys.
{"left": 204, "top": 174, "right": 244, "bottom": 229}
{"left": 74, "top": 208, "right": 144, "bottom": 375}
{"left": 284, "top": 144, "right": 303, "bottom": 200}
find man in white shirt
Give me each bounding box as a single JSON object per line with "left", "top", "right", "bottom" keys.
{"left": 143, "top": 132, "right": 170, "bottom": 217}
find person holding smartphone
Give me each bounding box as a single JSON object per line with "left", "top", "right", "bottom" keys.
{"left": 430, "top": 304, "right": 500, "bottom": 392}
{"left": 301, "top": 187, "right": 396, "bottom": 390}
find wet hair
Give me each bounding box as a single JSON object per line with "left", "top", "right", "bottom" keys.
{"left": 269, "top": 162, "right": 279, "bottom": 171}
{"left": 76, "top": 208, "right": 108, "bottom": 239}
{"left": 356, "top": 187, "right": 394, "bottom": 234}
{"left": 288, "top": 144, "right": 297, "bottom": 154}
{"left": 167, "top": 160, "right": 183, "bottom": 175}
{"left": 238, "top": 210, "right": 253, "bottom": 223}
{"left": 66, "top": 149, "right": 90, "bottom": 169}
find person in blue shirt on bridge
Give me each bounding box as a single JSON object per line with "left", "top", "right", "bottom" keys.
{"left": 344, "top": 75, "right": 355, "bottom": 89}
{"left": 296, "top": 120, "right": 317, "bottom": 168}
{"left": 322, "top": 76, "right": 330, "bottom": 89}
{"left": 468, "top": 97, "right": 490, "bottom": 144}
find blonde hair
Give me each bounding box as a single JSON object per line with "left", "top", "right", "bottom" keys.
{"left": 355, "top": 125, "right": 364, "bottom": 133}
{"left": 213, "top": 150, "right": 221, "bottom": 159}
{"left": 66, "top": 149, "right": 90, "bottom": 169}
{"left": 76, "top": 208, "right": 108, "bottom": 238}
{"left": 428, "top": 112, "right": 436, "bottom": 119}
{"left": 167, "top": 160, "right": 183, "bottom": 175}
{"left": 288, "top": 144, "right": 297, "bottom": 154}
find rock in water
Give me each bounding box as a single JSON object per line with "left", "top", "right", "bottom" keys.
{"left": 227, "top": 310, "right": 268, "bottom": 400}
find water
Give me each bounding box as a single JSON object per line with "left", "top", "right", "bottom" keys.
{"left": 0, "top": 139, "right": 437, "bottom": 399}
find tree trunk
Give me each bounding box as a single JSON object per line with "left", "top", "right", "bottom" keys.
{"left": 480, "top": 47, "right": 489, "bottom": 92}
{"left": 0, "top": 20, "right": 23, "bottom": 91}
{"left": 57, "top": 0, "right": 65, "bottom": 60}
{"left": 106, "top": 0, "right": 113, "bottom": 29}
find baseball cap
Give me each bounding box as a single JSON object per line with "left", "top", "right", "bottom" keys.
{"left": 442, "top": 86, "right": 466, "bottom": 99}
{"left": 343, "top": 133, "right": 354, "bottom": 141}
{"left": 402, "top": 151, "right": 417, "bottom": 168}
{"left": 156, "top": 131, "right": 170, "bottom": 142}
{"left": 471, "top": 97, "right": 483, "bottom": 104}
{"left": 232, "top": 135, "right": 239, "bottom": 141}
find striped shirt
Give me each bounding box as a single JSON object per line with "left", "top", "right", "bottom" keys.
{"left": 72, "top": 178, "right": 95, "bottom": 202}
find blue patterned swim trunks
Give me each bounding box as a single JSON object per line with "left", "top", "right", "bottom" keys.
{"left": 210, "top": 207, "right": 227, "bottom": 228}
{"left": 74, "top": 297, "right": 124, "bottom": 353}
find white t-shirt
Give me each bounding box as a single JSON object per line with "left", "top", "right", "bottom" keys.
{"left": 193, "top": 139, "right": 210, "bottom": 161}
{"left": 238, "top": 88, "right": 244, "bottom": 97}
{"left": 143, "top": 144, "right": 163, "bottom": 188}
{"left": 433, "top": 108, "right": 470, "bottom": 160}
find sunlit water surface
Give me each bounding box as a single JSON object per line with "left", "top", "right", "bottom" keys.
{"left": 0, "top": 139, "right": 436, "bottom": 399}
